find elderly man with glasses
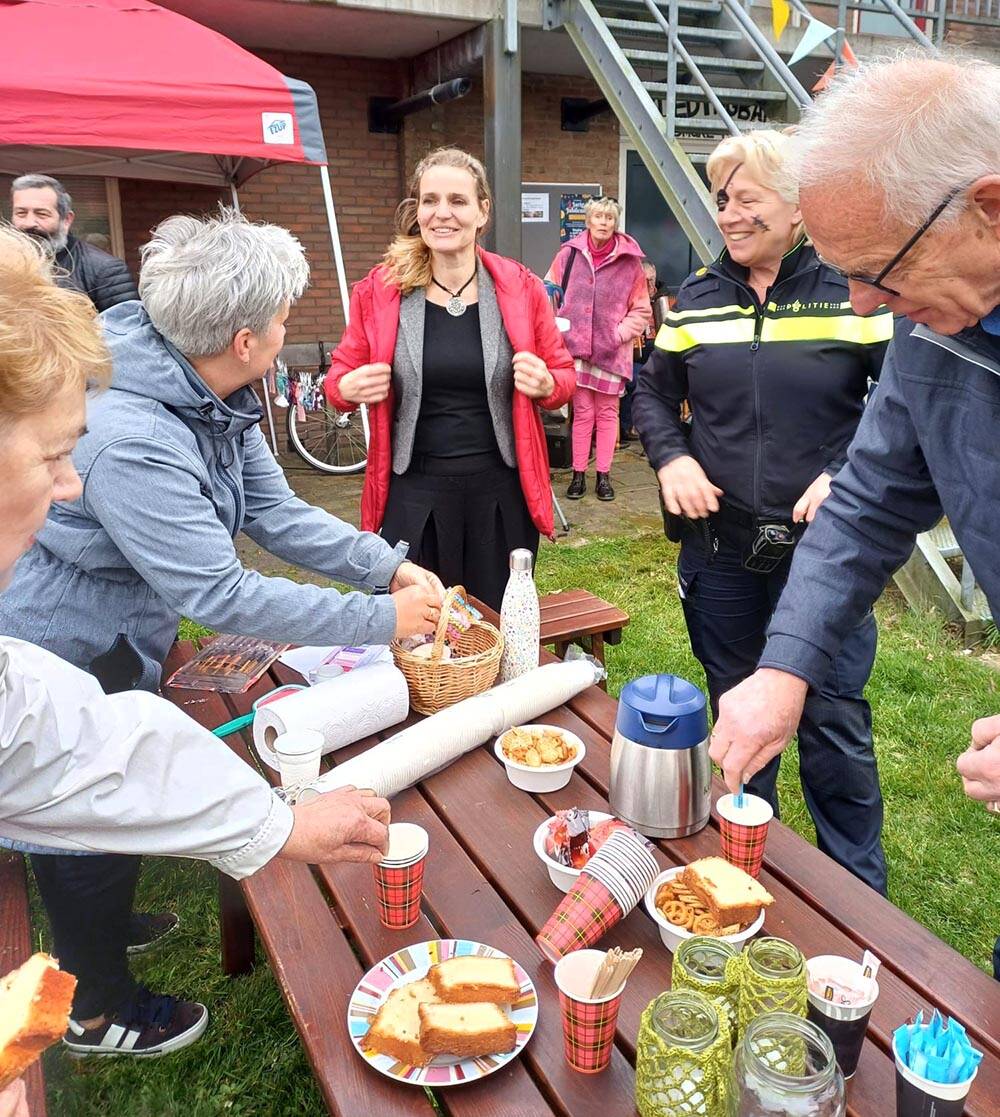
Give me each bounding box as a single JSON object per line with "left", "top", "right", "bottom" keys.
{"left": 708, "top": 52, "right": 1000, "bottom": 976}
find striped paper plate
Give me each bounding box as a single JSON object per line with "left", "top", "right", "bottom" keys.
{"left": 347, "top": 938, "right": 538, "bottom": 1087}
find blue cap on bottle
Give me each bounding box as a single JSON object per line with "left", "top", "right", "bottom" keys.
{"left": 615, "top": 674, "right": 707, "bottom": 750}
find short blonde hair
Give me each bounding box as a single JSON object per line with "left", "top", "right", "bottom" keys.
{"left": 706, "top": 130, "right": 799, "bottom": 204}
{"left": 0, "top": 225, "right": 111, "bottom": 424}
{"left": 383, "top": 147, "right": 492, "bottom": 296}
{"left": 583, "top": 196, "right": 622, "bottom": 226}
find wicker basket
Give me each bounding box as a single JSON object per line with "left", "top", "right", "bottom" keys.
{"left": 390, "top": 585, "right": 503, "bottom": 715}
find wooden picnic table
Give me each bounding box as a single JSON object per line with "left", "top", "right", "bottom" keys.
{"left": 162, "top": 621, "right": 1000, "bottom": 1117}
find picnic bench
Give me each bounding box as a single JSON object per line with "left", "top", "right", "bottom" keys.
{"left": 0, "top": 852, "right": 47, "bottom": 1116}
{"left": 162, "top": 619, "right": 1000, "bottom": 1117}
{"left": 539, "top": 589, "right": 629, "bottom": 688}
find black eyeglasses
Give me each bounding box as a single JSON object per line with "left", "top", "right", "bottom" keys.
{"left": 816, "top": 184, "right": 966, "bottom": 297}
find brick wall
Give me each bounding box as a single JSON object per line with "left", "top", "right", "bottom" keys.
{"left": 112, "top": 51, "right": 619, "bottom": 345}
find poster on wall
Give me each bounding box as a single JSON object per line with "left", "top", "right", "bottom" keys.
{"left": 559, "top": 193, "right": 593, "bottom": 243}
{"left": 521, "top": 192, "right": 550, "bottom": 223}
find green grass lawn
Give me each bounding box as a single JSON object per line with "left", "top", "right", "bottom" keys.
{"left": 40, "top": 532, "right": 999, "bottom": 1114}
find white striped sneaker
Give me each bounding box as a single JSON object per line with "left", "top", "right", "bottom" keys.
{"left": 64, "top": 986, "right": 208, "bottom": 1058}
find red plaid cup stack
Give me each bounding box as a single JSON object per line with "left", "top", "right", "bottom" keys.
{"left": 536, "top": 829, "right": 658, "bottom": 962}
{"left": 717, "top": 792, "right": 774, "bottom": 879}
{"left": 372, "top": 822, "right": 429, "bottom": 930}
{"left": 554, "top": 949, "right": 626, "bottom": 1073}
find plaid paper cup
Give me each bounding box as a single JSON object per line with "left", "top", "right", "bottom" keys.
{"left": 373, "top": 857, "right": 426, "bottom": 929}
{"left": 536, "top": 872, "right": 624, "bottom": 962}
{"left": 554, "top": 949, "right": 624, "bottom": 1073}
{"left": 717, "top": 793, "right": 773, "bottom": 879}
{"left": 584, "top": 829, "right": 659, "bottom": 914}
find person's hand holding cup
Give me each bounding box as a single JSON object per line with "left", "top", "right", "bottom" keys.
{"left": 282, "top": 785, "right": 391, "bottom": 864}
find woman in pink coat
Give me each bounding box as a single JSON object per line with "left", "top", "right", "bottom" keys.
{"left": 546, "top": 197, "right": 651, "bottom": 502}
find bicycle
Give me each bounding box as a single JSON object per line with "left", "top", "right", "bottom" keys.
{"left": 278, "top": 358, "right": 369, "bottom": 475}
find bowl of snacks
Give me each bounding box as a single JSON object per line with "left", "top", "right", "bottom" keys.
{"left": 494, "top": 724, "right": 585, "bottom": 793}
{"left": 532, "top": 807, "right": 633, "bottom": 891}
{"left": 644, "top": 857, "right": 773, "bottom": 953}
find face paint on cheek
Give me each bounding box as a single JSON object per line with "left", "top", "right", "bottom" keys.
{"left": 716, "top": 162, "right": 743, "bottom": 212}
{"left": 751, "top": 215, "right": 771, "bottom": 233}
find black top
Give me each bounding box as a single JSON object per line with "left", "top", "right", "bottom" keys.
{"left": 413, "top": 301, "right": 500, "bottom": 459}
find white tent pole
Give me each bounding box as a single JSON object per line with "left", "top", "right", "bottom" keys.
{"left": 319, "top": 164, "right": 351, "bottom": 326}
{"left": 230, "top": 180, "right": 281, "bottom": 457}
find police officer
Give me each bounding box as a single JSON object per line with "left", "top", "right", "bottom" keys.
{"left": 633, "top": 130, "right": 893, "bottom": 892}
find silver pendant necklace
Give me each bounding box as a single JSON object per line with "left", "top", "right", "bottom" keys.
{"left": 431, "top": 270, "right": 476, "bottom": 317}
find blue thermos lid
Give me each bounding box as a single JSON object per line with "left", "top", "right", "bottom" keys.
{"left": 615, "top": 674, "right": 707, "bottom": 750}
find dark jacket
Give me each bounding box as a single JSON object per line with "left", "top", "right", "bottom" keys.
{"left": 762, "top": 319, "right": 1000, "bottom": 687}
{"left": 633, "top": 241, "right": 892, "bottom": 520}
{"left": 55, "top": 234, "right": 139, "bottom": 313}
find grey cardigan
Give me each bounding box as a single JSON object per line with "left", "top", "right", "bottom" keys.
{"left": 391, "top": 263, "right": 517, "bottom": 473}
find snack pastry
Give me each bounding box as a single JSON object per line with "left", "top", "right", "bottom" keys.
{"left": 502, "top": 727, "right": 576, "bottom": 767}
{"left": 681, "top": 857, "right": 774, "bottom": 927}
{"left": 418, "top": 1002, "right": 516, "bottom": 1058}
{"left": 0, "top": 953, "right": 77, "bottom": 1090}
{"left": 366, "top": 978, "right": 440, "bottom": 1066}
{"left": 428, "top": 956, "right": 520, "bottom": 1004}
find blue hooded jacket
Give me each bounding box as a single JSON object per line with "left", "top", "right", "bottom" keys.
{"left": 0, "top": 302, "right": 405, "bottom": 689}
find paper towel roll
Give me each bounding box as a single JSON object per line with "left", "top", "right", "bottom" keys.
{"left": 301, "top": 658, "right": 602, "bottom": 800}
{"left": 253, "top": 662, "right": 409, "bottom": 770}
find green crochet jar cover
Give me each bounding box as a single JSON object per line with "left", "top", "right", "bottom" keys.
{"left": 737, "top": 939, "right": 808, "bottom": 1036}
{"left": 671, "top": 939, "right": 743, "bottom": 1041}
{"left": 635, "top": 992, "right": 734, "bottom": 1117}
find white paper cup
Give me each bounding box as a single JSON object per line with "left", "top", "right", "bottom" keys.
{"left": 379, "top": 822, "right": 429, "bottom": 867}
{"left": 274, "top": 729, "right": 323, "bottom": 788}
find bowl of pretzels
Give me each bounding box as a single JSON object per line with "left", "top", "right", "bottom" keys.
{"left": 643, "top": 863, "right": 768, "bottom": 953}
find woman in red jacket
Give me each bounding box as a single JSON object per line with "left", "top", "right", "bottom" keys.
{"left": 327, "top": 147, "right": 575, "bottom": 610}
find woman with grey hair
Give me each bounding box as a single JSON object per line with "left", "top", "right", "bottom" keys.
{"left": 0, "top": 208, "right": 443, "bottom": 1058}
{"left": 545, "top": 196, "right": 650, "bottom": 502}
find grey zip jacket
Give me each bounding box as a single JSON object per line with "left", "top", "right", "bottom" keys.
{"left": 761, "top": 318, "right": 1000, "bottom": 684}
{"left": 0, "top": 637, "right": 292, "bottom": 878}
{"left": 0, "top": 302, "right": 405, "bottom": 688}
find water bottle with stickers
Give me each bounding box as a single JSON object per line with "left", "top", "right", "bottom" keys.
{"left": 499, "top": 548, "right": 540, "bottom": 682}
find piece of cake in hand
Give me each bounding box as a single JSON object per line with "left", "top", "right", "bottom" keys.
{"left": 365, "top": 978, "right": 440, "bottom": 1067}
{"left": 681, "top": 857, "right": 775, "bottom": 927}
{"left": 418, "top": 1002, "right": 517, "bottom": 1058}
{"left": 0, "top": 953, "right": 77, "bottom": 1090}
{"left": 429, "top": 956, "right": 520, "bottom": 1004}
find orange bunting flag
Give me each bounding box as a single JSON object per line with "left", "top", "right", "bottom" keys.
{"left": 812, "top": 39, "right": 859, "bottom": 92}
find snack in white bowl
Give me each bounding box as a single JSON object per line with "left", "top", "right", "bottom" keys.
{"left": 494, "top": 724, "right": 585, "bottom": 792}
{"left": 532, "top": 808, "right": 626, "bottom": 891}
{"left": 643, "top": 863, "right": 770, "bottom": 953}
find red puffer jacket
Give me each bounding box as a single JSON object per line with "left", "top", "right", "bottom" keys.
{"left": 326, "top": 247, "right": 576, "bottom": 539}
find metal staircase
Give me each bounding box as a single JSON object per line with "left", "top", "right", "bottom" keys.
{"left": 542, "top": 0, "right": 811, "bottom": 261}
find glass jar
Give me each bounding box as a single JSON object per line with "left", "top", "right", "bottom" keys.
{"left": 738, "top": 937, "right": 808, "bottom": 1034}
{"left": 672, "top": 937, "right": 741, "bottom": 1042}
{"left": 635, "top": 991, "right": 735, "bottom": 1117}
{"left": 734, "top": 1012, "right": 846, "bottom": 1117}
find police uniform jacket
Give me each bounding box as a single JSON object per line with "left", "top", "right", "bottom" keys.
{"left": 633, "top": 239, "right": 893, "bottom": 522}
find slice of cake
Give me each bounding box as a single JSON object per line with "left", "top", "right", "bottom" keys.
{"left": 0, "top": 953, "right": 77, "bottom": 1090}
{"left": 418, "top": 1002, "right": 517, "bottom": 1058}
{"left": 365, "top": 978, "right": 440, "bottom": 1067}
{"left": 681, "top": 857, "right": 775, "bottom": 927}
{"left": 428, "top": 956, "right": 520, "bottom": 1004}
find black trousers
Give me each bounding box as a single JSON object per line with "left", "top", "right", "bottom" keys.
{"left": 31, "top": 850, "right": 141, "bottom": 1019}
{"left": 678, "top": 534, "right": 888, "bottom": 895}
{"left": 381, "top": 451, "right": 538, "bottom": 613}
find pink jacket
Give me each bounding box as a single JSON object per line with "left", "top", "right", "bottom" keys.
{"left": 546, "top": 231, "right": 651, "bottom": 380}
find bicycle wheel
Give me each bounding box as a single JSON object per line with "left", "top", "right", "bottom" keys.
{"left": 286, "top": 400, "right": 368, "bottom": 474}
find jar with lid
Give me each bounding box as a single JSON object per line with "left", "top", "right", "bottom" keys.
{"left": 738, "top": 937, "right": 807, "bottom": 1034}
{"left": 734, "top": 1012, "right": 845, "bottom": 1117}
{"left": 672, "top": 937, "right": 741, "bottom": 1043}
{"left": 635, "top": 990, "right": 735, "bottom": 1117}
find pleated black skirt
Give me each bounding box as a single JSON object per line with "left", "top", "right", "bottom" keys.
{"left": 381, "top": 450, "right": 539, "bottom": 612}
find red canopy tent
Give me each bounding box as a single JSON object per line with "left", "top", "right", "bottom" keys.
{"left": 0, "top": 0, "right": 351, "bottom": 341}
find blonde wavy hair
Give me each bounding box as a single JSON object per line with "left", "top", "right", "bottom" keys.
{"left": 382, "top": 147, "right": 493, "bottom": 295}
{"left": 706, "top": 129, "right": 805, "bottom": 244}
{"left": 0, "top": 225, "right": 111, "bottom": 429}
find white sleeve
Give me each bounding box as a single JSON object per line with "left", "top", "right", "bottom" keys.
{"left": 0, "top": 638, "right": 292, "bottom": 880}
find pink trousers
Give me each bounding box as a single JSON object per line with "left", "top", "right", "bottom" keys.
{"left": 571, "top": 386, "right": 619, "bottom": 473}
